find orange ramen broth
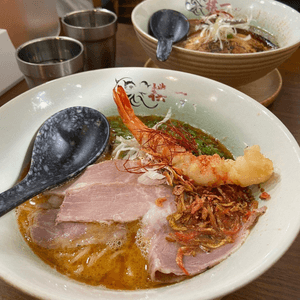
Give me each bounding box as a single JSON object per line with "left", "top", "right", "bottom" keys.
{"left": 18, "top": 200, "right": 155, "bottom": 289}
{"left": 17, "top": 115, "right": 232, "bottom": 290}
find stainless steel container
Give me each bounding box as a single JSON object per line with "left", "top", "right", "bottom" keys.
{"left": 61, "top": 9, "right": 118, "bottom": 71}
{"left": 16, "top": 36, "right": 84, "bottom": 88}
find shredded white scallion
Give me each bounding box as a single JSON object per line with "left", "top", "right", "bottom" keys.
{"left": 112, "top": 108, "right": 172, "bottom": 160}
{"left": 112, "top": 108, "right": 174, "bottom": 183}
{"left": 137, "top": 170, "right": 166, "bottom": 185}
{"left": 238, "top": 34, "right": 252, "bottom": 41}
{"left": 197, "top": 6, "right": 253, "bottom": 49}
{"left": 112, "top": 136, "right": 142, "bottom": 160}
{"left": 152, "top": 108, "right": 172, "bottom": 130}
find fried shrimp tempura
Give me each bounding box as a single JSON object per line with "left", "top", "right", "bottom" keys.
{"left": 113, "top": 86, "right": 273, "bottom": 187}
{"left": 172, "top": 145, "right": 273, "bottom": 186}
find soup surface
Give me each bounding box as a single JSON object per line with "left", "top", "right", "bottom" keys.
{"left": 176, "top": 9, "right": 278, "bottom": 53}
{"left": 17, "top": 115, "right": 259, "bottom": 290}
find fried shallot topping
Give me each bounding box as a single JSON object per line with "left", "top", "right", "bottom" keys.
{"left": 155, "top": 197, "right": 167, "bottom": 207}
{"left": 165, "top": 167, "right": 262, "bottom": 275}
{"left": 259, "top": 191, "right": 271, "bottom": 200}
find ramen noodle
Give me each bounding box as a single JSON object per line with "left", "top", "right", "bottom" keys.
{"left": 17, "top": 115, "right": 271, "bottom": 289}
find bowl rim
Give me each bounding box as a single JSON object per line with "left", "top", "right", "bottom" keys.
{"left": 0, "top": 67, "right": 300, "bottom": 300}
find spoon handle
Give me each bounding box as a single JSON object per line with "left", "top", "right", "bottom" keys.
{"left": 156, "top": 38, "right": 173, "bottom": 62}
{"left": 0, "top": 178, "right": 44, "bottom": 217}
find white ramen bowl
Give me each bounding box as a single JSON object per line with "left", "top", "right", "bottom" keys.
{"left": 132, "top": 0, "right": 300, "bottom": 87}
{"left": 0, "top": 68, "right": 299, "bottom": 300}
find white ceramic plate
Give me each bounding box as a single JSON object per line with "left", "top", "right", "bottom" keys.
{"left": 0, "top": 68, "right": 299, "bottom": 300}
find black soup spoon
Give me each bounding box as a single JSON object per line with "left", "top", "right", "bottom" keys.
{"left": 149, "top": 9, "right": 190, "bottom": 62}
{"left": 0, "top": 106, "right": 110, "bottom": 217}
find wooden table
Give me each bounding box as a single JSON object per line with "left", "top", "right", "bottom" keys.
{"left": 0, "top": 23, "right": 299, "bottom": 300}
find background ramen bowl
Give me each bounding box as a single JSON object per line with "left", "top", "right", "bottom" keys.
{"left": 0, "top": 68, "right": 300, "bottom": 300}
{"left": 132, "top": 0, "right": 300, "bottom": 87}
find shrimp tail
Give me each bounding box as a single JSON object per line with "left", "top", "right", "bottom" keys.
{"left": 113, "top": 86, "right": 148, "bottom": 143}
{"left": 112, "top": 86, "right": 274, "bottom": 187}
